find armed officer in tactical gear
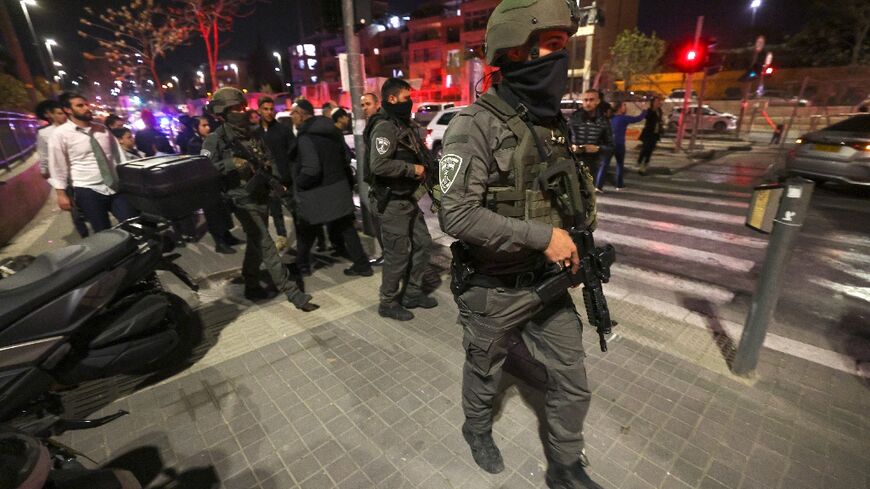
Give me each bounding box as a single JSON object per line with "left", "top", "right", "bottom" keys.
{"left": 365, "top": 78, "right": 437, "bottom": 321}
{"left": 202, "top": 87, "right": 319, "bottom": 312}
{"left": 437, "top": 1, "right": 603, "bottom": 487}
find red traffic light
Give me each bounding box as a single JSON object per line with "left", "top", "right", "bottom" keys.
{"left": 764, "top": 66, "right": 774, "bottom": 75}
{"left": 675, "top": 42, "right": 707, "bottom": 73}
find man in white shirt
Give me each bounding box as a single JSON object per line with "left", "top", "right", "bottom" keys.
{"left": 36, "top": 100, "right": 90, "bottom": 238}
{"left": 48, "top": 92, "right": 138, "bottom": 233}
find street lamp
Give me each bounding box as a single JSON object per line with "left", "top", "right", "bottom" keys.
{"left": 273, "top": 51, "right": 286, "bottom": 88}
{"left": 19, "top": 0, "right": 53, "bottom": 82}
{"left": 230, "top": 63, "right": 239, "bottom": 85}
{"left": 750, "top": 0, "right": 762, "bottom": 25}
{"left": 44, "top": 39, "right": 57, "bottom": 68}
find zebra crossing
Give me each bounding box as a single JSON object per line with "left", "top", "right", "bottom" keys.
{"left": 592, "top": 171, "right": 870, "bottom": 360}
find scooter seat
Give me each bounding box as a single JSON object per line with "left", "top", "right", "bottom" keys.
{"left": 0, "top": 230, "right": 137, "bottom": 329}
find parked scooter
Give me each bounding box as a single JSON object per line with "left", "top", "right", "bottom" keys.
{"left": 0, "top": 155, "right": 221, "bottom": 489}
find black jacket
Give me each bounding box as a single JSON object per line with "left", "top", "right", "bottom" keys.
{"left": 294, "top": 116, "right": 354, "bottom": 224}
{"left": 568, "top": 109, "right": 613, "bottom": 152}
{"left": 640, "top": 108, "right": 664, "bottom": 142}
{"left": 186, "top": 134, "right": 204, "bottom": 156}
{"left": 255, "top": 119, "right": 295, "bottom": 183}
{"left": 135, "top": 127, "right": 173, "bottom": 156}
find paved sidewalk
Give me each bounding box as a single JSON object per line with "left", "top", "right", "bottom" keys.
{"left": 48, "top": 242, "right": 868, "bottom": 489}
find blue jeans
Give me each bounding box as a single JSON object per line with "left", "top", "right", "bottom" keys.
{"left": 72, "top": 187, "right": 139, "bottom": 232}
{"left": 595, "top": 144, "right": 626, "bottom": 189}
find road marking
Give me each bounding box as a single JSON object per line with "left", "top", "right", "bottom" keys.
{"left": 820, "top": 249, "right": 870, "bottom": 267}
{"left": 806, "top": 233, "right": 870, "bottom": 249}
{"left": 817, "top": 256, "right": 870, "bottom": 283}
{"left": 600, "top": 189, "right": 749, "bottom": 209}
{"left": 810, "top": 278, "right": 870, "bottom": 304}
{"left": 595, "top": 230, "right": 756, "bottom": 272}
{"left": 627, "top": 180, "right": 752, "bottom": 199}
{"left": 597, "top": 199, "right": 746, "bottom": 225}
{"left": 599, "top": 214, "right": 767, "bottom": 249}
{"left": 610, "top": 264, "right": 735, "bottom": 303}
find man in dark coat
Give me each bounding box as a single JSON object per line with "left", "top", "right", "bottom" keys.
{"left": 290, "top": 99, "right": 372, "bottom": 277}
{"left": 255, "top": 96, "right": 295, "bottom": 251}
{"left": 638, "top": 96, "right": 664, "bottom": 175}
{"left": 135, "top": 109, "right": 173, "bottom": 156}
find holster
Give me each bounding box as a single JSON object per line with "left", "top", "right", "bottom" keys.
{"left": 449, "top": 241, "right": 475, "bottom": 296}
{"left": 372, "top": 185, "right": 392, "bottom": 214}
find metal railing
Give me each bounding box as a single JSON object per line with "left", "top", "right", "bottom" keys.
{"left": 0, "top": 111, "right": 40, "bottom": 171}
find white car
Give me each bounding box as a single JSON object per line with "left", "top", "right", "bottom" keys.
{"left": 664, "top": 89, "right": 698, "bottom": 104}
{"left": 424, "top": 106, "right": 466, "bottom": 158}
{"left": 668, "top": 105, "right": 737, "bottom": 133}
{"left": 415, "top": 102, "right": 455, "bottom": 126}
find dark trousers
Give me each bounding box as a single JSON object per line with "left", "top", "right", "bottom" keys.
{"left": 204, "top": 199, "right": 234, "bottom": 242}
{"left": 595, "top": 144, "right": 626, "bottom": 189}
{"left": 72, "top": 187, "right": 139, "bottom": 233}
{"left": 296, "top": 215, "right": 369, "bottom": 271}
{"left": 269, "top": 196, "right": 287, "bottom": 237}
{"left": 377, "top": 198, "right": 431, "bottom": 305}
{"left": 66, "top": 187, "right": 90, "bottom": 238}
{"left": 457, "top": 286, "right": 590, "bottom": 465}
{"left": 638, "top": 138, "right": 658, "bottom": 167}
{"left": 232, "top": 198, "right": 307, "bottom": 305}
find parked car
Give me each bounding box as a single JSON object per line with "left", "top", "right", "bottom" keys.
{"left": 785, "top": 114, "right": 870, "bottom": 187}
{"left": 664, "top": 89, "right": 698, "bottom": 104}
{"left": 560, "top": 99, "right": 579, "bottom": 118}
{"left": 424, "top": 106, "right": 466, "bottom": 158}
{"left": 752, "top": 89, "right": 811, "bottom": 107}
{"left": 414, "top": 102, "right": 455, "bottom": 126}
{"left": 667, "top": 105, "right": 737, "bottom": 133}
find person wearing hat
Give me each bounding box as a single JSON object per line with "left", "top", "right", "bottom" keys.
{"left": 436, "top": 1, "right": 603, "bottom": 487}
{"left": 202, "top": 87, "right": 318, "bottom": 312}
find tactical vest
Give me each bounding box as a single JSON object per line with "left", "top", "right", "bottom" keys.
{"left": 363, "top": 113, "right": 423, "bottom": 196}
{"left": 473, "top": 92, "right": 598, "bottom": 232}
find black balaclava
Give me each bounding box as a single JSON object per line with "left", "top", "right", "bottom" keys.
{"left": 225, "top": 111, "right": 250, "bottom": 136}
{"left": 497, "top": 50, "right": 569, "bottom": 124}
{"left": 383, "top": 98, "right": 413, "bottom": 123}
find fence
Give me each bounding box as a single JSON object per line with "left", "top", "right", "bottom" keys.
{"left": 0, "top": 111, "right": 39, "bottom": 171}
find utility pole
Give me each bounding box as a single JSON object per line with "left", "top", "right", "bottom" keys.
{"left": 780, "top": 76, "right": 809, "bottom": 147}
{"left": 581, "top": 1, "right": 597, "bottom": 93}
{"left": 0, "top": 1, "right": 38, "bottom": 106}
{"left": 675, "top": 16, "right": 703, "bottom": 151}
{"left": 688, "top": 70, "right": 707, "bottom": 151}
{"left": 736, "top": 36, "right": 764, "bottom": 136}
{"left": 341, "top": 0, "right": 375, "bottom": 236}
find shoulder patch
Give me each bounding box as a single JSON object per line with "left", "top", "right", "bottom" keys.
{"left": 375, "top": 136, "right": 390, "bottom": 155}
{"left": 439, "top": 154, "right": 463, "bottom": 194}
{"left": 200, "top": 148, "right": 212, "bottom": 158}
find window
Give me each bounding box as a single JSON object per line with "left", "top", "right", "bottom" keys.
{"left": 437, "top": 111, "right": 458, "bottom": 125}
{"left": 446, "top": 26, "right": 460, "bottom": 43}
{"left": 447, "top": 49, "right": 461, "bottom": 68}
{"left": 464, "top": 11, "right": 489, "bottom": 31}
{"left": 825, "top": 114, "right": 870, "bottom": 132}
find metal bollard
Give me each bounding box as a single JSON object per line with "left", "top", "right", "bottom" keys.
{"left": 732, "top": 177, "right": 815, "bottom": 376}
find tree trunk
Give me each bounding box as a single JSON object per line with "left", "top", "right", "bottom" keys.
{"left": 851, "top": 19, "right": 869, "bottom": 65}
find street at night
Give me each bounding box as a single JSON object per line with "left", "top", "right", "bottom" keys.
{"left": 0, "top": 0, "right": 868, "bottom": 488}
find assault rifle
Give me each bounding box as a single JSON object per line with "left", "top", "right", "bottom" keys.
{"left": 227, "top": 138, "right": 286, "bottom": 199}
{"left": 534, "top": 229, "right": 616, "bottom": 352}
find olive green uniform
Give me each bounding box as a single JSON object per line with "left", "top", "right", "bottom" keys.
{"left": 367, "top": 112, "right": 432, "bottom": 306}
{"left": 438, "top": 88, "right": 596, "bottom": 466}
{"left": 202, "top": 124, "right": 310, "bottom": 307}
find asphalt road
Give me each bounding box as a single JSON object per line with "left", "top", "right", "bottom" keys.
{"left": 592, "top": 146, "right": 869, "bottom": 372}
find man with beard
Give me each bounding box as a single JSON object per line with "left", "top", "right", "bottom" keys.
{"left": 256, "top": 96, "right": 294, "bottom": 252}
{"left": 48, "top": 92, "right": 138, "bottom": 233}
{"left": 202, "top": 88, "right": 318, "bottom": 312}
{"left": 568, "top": 89, "right": 613, "bottom": 191}
{"left": 365, "top": 78, "right": 437, "bottom": 321}
{"left": 437, "top": 1, "right": 602, "bottom": 487}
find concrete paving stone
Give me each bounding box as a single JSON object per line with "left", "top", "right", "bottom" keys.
{"left": 362, "top": 455, "right": 399, "bottom": 484}
{"left": 324, "top": 454, "right": 359, "bottom": 484}
{"left": 348, "top": 441, "right": 381, "bottom": 468}
{"left": 213, "top": 449, "right": 250, "bottom": 480}
{"left": 223, "top": 467, "right": 258, "bottom": 489}
{"left": 299, "top": 471, "right": 335, "bottom": 489}
{"left": 678, "top": 443, "right": 712, "bottom": 471}
{"left": 242, "top": 438, "right": 278, "bottom": 466}
{"left": 236, "top": 424, "right": 267, "bottom": 449}
{"left": 258, "top": 468, "right": 296, "bottom": 488}
{"left": 643, "top": 441, "right": 679, "bottom": 470}
{"left": 632, "top": 456, "right": 669, "bottom": 487}
{"left": 621, "top": 472, "right": 658, "bottom": 489}
{"left": 606, "top": 441, "right": 643, "bottom": 471}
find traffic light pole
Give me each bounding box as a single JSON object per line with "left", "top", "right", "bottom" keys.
{"left": 675, "top": 16, "right": 703, "bottom": 151}
{"left": 780, "top": 76, "right": 809, "bottom": 147}
{"left": 341, "top": 0, "right": 376, "bottom": 237}
{"left": 688, "top": 71, "right": 707, "bottom": 151}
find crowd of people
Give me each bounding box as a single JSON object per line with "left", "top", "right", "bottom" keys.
{"left": 566, "top": 90, "right": 665, "bottom": 192}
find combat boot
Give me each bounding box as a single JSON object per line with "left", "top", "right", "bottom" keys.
{"left": 401, "top": 295, "right": 438, "bottom": 309}
{"left": 290, "top": 293, "right": 320, "bottom": 312}
{"left": 378, "top": 303, "right": 414, "bottom": 321}
{"left": 461, "top": 423, "right": 504, "bottom": 474}
{"left": 545, "top": 459, "right": 603, "bottom": 489}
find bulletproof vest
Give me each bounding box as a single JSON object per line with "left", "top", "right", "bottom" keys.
{"left": 363, "top": 113, "right": 422, "bottom": 196}
{"left": 474, "top": 92, "right": 597, "bottom": 232}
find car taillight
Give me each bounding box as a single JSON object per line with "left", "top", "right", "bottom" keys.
{"left": 427, "top": 129, "right": 433, "bottom": 136}
{"left": 848, "top": 142, "right": 870, "bottom": 151}
{"left": 795, "top": 137, "right": 804, "bottom": 144}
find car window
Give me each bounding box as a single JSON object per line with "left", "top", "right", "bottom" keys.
{"left": 824, "top": 114, "right": 870, "bottom": 133}
{"left": 436, "top": 111, "right": 458, "bottom": 125}
{"left": 416, "top": 104, "right": 441, "bottom": 114}
{"left": 703, "top": 108, "right": 715, "bottom": 115}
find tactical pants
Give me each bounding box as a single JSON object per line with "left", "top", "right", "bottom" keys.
{"left": 231, "top": 196, "right": 308, "bottom": 306}
{"left": 377, "top": 198, "right": 431, "bottom": 305}
{"left": 456, "top": 285, "right": 591, "bottom": 465}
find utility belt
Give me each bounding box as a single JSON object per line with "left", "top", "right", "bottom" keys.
{"left": 370, "top": 183, "right": 415, "bottom": 213}
{"left": 450, "top": 241, "right": 551, "bottom": 295}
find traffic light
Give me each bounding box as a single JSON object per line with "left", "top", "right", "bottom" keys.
{"left": 674, "top": 42, "right": 708, "bottom": 73}
{"left": 738, "top": 62, "right": 763, "bottom": 82}
{"left": 763, "top": 66, "right": 774, "bottom": 76}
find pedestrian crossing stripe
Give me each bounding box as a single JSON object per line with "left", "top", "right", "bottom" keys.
{"left": 594, "top": 230, "right": 755, "bottom": 272}
{"left": 598, "top": 198, "right": 746, "bottom": 225}
{"left": 598, "top": 214, "right": 767, "bottom": 249}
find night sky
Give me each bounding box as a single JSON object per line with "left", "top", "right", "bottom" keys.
{"left": 9, "top": 0, "right": 812, "bottom": 80}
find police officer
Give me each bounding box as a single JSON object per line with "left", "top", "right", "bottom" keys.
{"left": 202, "top": 88, "right": 319, "bottom": 312}
{"left": 437, "top": 1, "right": 602, "bottom": 487}
{"left": 366, "top": 78, "right": 437, "bottom": 321}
